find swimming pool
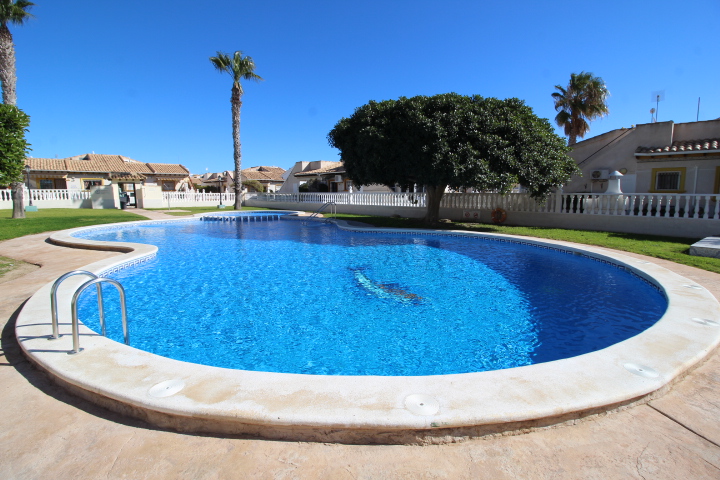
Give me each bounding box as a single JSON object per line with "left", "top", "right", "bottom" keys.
{"left": 72, "top": 214, "right": 666, "bottom": 376}
{"left": 16, "top": 214, "right": 720, "bottom": 443}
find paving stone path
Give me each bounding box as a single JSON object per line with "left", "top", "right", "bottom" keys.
{"left": 1, "top": 210, "right": 719, "bottom": 479}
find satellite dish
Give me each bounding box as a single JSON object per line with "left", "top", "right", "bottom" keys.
{"left": 651, "top": 91, "right": 665, "bottom": 122}
{"left": 650, "top": 108, "right": 656, "bottom": 123}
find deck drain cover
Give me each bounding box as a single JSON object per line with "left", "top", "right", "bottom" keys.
{"left": 148, "top": 379, "right": 185, "bottom": 398}
{"left": 691, "top": 317, "right": 720, "bottom": 327}
{"left": 623, "top": 363, "right": 660, "bottom": 378}
{"left": 404, "top": 394, "right": 440, "bottom": 416}
{"left": 683, "top": 284, "right": 703, "bottom": 290}
{"left": 636, "top": 260, "right": 650, "bottom": 264}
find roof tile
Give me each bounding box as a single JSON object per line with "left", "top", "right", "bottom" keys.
{"left": 636, "top": 138, "right": 720, "bottom": 154}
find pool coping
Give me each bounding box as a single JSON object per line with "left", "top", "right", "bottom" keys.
{"left": 15, "top": 213, "right": 720, "bottom": 444}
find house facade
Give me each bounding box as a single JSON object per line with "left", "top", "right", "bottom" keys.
{"left": 278, "top": 161, "right": 393, "bottom": 193}
{"left": 191, "top": 166, "right": 286, "bottom": 193}
{"left": 564, "top": 119, "right": 720, "bottom": 194}
{"left": 241, "top": 166, "right": 285, "bottom": 193}
{"left": 24, "top": 154, "right": 191, "bottom": 205}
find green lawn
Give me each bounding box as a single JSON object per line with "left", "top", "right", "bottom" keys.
{"left": 0, "top": 209, "right": 147, "bottom": 241}
{"left": 330, "top": 213, "right": 720, "bottom": 274}
{"left": 0, "top": 255, "right": 19, "bottom": 277}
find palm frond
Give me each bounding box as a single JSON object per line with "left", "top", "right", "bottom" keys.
{"left": 552, "top": 71, "right": 609, "bottom": 143}
{"left": 0, "top": 0, "right": 34, "bottom": 26}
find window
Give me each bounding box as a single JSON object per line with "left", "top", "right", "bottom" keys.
{"left": 650, "top": 167, "right": 685, "bottom": 193}
{"left": 162, "top": 180, "right": 176, "bottom": 191}
{"left": 656, "top": 172, "right": 680, "bottom": 190}
{"left": 39, "top": 179, "right": 54, "bottom": 189}
{"left": 82, "top": 179, "right": 103, "bottom": 190}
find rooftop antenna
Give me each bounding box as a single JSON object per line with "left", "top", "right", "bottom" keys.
{"left": 650, "top": 108, "right": 656, "bottom": 123}
{"left": 697, "top": 97, "right": 701, "bottom": 122}
{"left": 651, "top": 90, "right": 665, "bottom": 122}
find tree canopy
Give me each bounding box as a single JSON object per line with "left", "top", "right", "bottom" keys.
{"left": 209, "top": 51, "right": 263, "bottom": 209}
{"left": 328, "top": 93, "right": 577, "bottom": 225}
{"left": 552, "top": 72, "right": 609, "bottom": 145}
{"left": 0, "top": 102, "right": 30, "bottom": 184}
{"left": 0, "top": 0, "right": 34, "bottom": 106}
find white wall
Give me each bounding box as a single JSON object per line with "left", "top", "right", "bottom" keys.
{"left": 246, "top": 197, "right": 720, "bottom": 239}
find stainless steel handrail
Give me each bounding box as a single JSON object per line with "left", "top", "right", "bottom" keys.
{"left": 50, "top": 270, "right": 105, "bottom": 340}
{"left": 69, "top": 278, "right": 129, "bottom": 355}
{"left": 306, "top": 201, "right": 337, "bottom": 223}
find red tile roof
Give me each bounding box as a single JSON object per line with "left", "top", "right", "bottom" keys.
{"left": 294, "top": 162, "right": 345, "bottom": 177}
{"left": 636, "top": 138, "right": 720, "bottom": 154}
{"left": 241, "top": 166, "right": 285, "bottom": 181}
{"left": 27, "top": 154, "right": 188, "bottom": 176}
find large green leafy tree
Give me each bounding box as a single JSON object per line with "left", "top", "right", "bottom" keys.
{"left": 328, "top": 93, "right": 577, "bottom": 226}
{"left": 209, "top": 51, "right": 263, "bottom": 209}
{"left": 0, "top": 0, "right": 33, "bottom": 218}
{"left": 552, "top": 72, "right": 609, "bottom": 146}
{"left": 0, "top": 103, "right": 31, "bottom": 218}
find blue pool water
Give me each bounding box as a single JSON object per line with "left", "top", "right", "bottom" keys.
{"left": 73, "top": 216, "right": 667, "bottom": 376}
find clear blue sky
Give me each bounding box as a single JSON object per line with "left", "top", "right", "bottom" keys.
{"left": 14, "top": 0, "right": 720, "bottom": 174}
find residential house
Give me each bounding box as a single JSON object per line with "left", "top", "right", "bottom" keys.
{"left": 24, "top": 153, "right": 191, "bottom": 206}
{"left": 241, "top": 166, "right": 285, "bottom": 193}
{"left": 564, "top": 119, "right": 720, "bottom": 194}
{"left": 278, "top": 161, "right": 392, "bottom": 193}
{"left": 193, "top": 171, "right": 234, "bottom": 191}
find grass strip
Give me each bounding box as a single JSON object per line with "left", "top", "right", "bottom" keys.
{"left": 0, "top": 209, "right": 147, "bottom": 241}
{"left": 329, "top": 213, "right": 720, "bottom": 274}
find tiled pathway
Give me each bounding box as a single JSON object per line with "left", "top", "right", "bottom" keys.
{"left": 1, "top": 210, "right": 719, "bottom": 479}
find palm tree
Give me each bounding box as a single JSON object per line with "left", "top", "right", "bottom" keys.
{"left": 552, "top": 72, "right": 609, "bottom": 145}
{"left": 0, "top": 0, "right": 34, "bottom": 106}
{"left": 209, "top": 51, "right": 263, "bottom": 209}
{"left": 0, "top": 1, "right": 33, "bottom": 219}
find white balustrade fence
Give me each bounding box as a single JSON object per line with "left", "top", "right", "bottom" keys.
{"left": 29, "top": 189, "right": 92, "bottom": 202}
{"left": 0, "top": 188, "right": 93, "bottom": 209}
{"left": 256, "top": 191, "right": 720, "bottom": 220}
{"left": 258, "top": 192, "right": 427, "bottom": 207}
{"left": 162, "top": 191, "right": 236, "bottom": 205}
{"left": 559, "top": 193, "right": 720, "bottom": 219}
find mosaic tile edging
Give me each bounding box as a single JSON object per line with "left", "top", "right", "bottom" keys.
{"left": 97, "top": 253, "right": 156, "bottom": 277}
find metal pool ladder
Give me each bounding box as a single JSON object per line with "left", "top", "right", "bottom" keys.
{"left": 50, "top": 270, "right": 129, "bottom": 355}
{"left": 305, "top": 201, "right": 337, "bottom": 223}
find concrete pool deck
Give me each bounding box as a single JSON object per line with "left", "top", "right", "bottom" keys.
{"left": 1, "top": 209, "right": 720, "bottom": 478}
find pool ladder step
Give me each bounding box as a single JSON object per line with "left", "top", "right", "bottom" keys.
{"left": 50, "top": 270, "right": 129, "bottom": 354}
{"left": 304, "top": 202, "right": 337, "bottom": 224}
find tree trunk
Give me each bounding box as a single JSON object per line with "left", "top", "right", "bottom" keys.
{"left": 11, "top": 182, "right": 24, "bottom": 219}
{"left": 0, "top": 24, "right": 17, "bottom": 106}
{"left": 423, "top": 184, "right": 447, "bottom": 226}
{"left": 231, "top": 84, "right": 242, "bottom": 210}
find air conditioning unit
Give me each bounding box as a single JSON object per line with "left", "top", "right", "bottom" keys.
{"left": 334, "top": 175, "right": 343, "bottom": 182}
{"left": 591, "top": 169, "right": 609, "bottom": 180}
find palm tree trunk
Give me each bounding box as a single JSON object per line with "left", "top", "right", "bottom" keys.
{"left": 1, "top": 24, "right": 22, "bottom": 217}
{"left": 231, "top": 85, "right": 242, "bottom": 209}
{"left": 0, "top": 24, "right": 17, "bottom": 106}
